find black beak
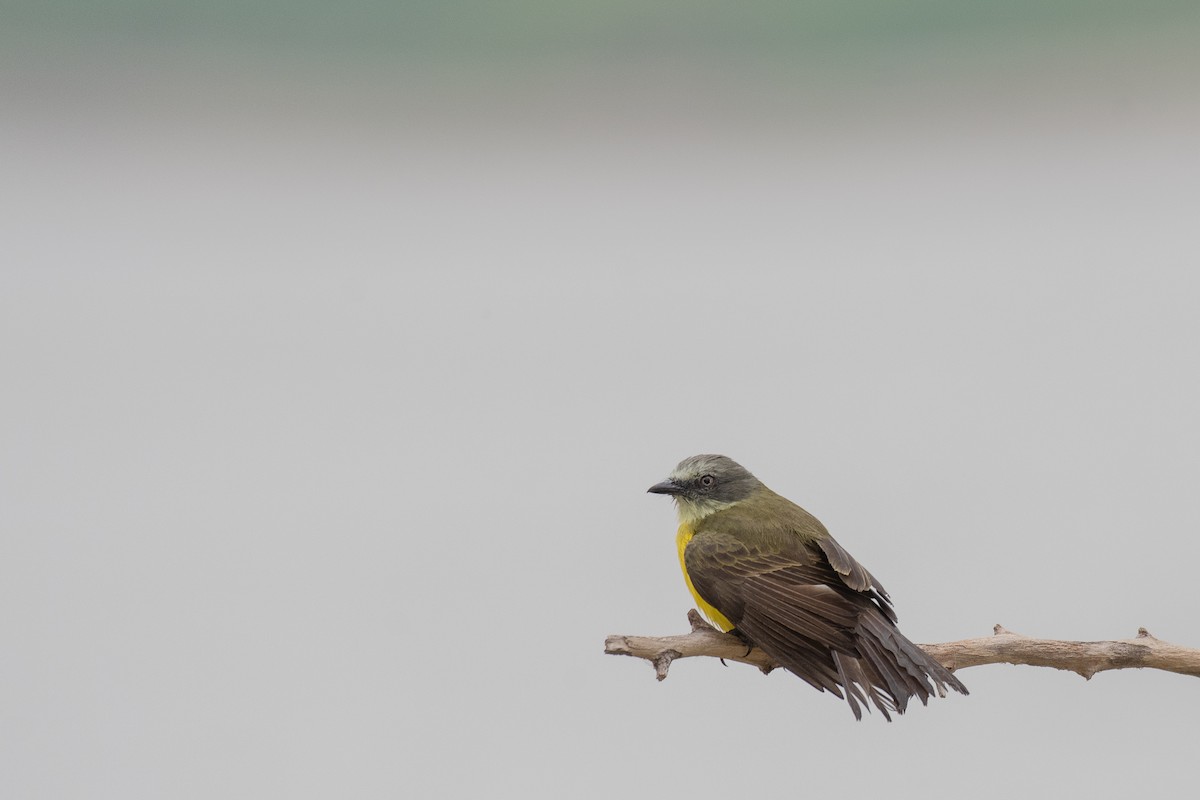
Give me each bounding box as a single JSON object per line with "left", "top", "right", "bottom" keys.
{"left": 647, "top": 478, "right": 683, "bottom": 495}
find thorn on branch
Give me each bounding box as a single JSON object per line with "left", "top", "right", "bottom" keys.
{"left": 653, "top": 649, "right": 681, "bottom": 681}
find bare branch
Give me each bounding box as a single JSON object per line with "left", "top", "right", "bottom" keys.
{"left": 605, "top": 612, "right": 1200, "bottom": 682}
{"left": 605, "top": 610, "right": 776, "bottom": 679}
{"left": 919, "top": 624, "right": 1200, "bottom": 680}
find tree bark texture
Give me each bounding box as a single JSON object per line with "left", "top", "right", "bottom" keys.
{"left": 605, "top": 610, "right": 1200, "bottom": 683}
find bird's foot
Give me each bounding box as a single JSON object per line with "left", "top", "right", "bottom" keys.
{"left": 726, "top": 627, "right": 755, "bottom": 658}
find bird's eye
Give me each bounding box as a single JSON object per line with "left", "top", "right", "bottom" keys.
{"left": 699, "top": 475, "right": 716, "bottom": 488}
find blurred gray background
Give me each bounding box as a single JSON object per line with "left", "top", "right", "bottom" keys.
{"left": 3, "top": 3, "right": 1199, "bottom": 798}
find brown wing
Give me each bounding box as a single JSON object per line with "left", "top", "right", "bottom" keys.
{"left": 816, "top": 535, "right": 897, "bottom": 623}
{"left": 685, "top": 531, "right": 967, "bottom": 721}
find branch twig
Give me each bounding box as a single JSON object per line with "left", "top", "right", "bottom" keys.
{"left": 605, "top": 611, "right": 1200, "bottom": 681}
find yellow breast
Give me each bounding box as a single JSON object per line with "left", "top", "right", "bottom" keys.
{"left": 676, "top": 523, "right": 734, "bottom": 632}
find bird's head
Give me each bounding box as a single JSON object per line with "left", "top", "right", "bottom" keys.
{"left": 647, "top": 454, "right": 764, "bottom": 524}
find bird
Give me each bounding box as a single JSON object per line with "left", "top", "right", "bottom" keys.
{"left": 647, "top": 454, "right": 967, "bottom": 720}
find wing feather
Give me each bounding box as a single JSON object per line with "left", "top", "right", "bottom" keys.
{"left": 684, "top": 530, "right": 966, "bottom": 719}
